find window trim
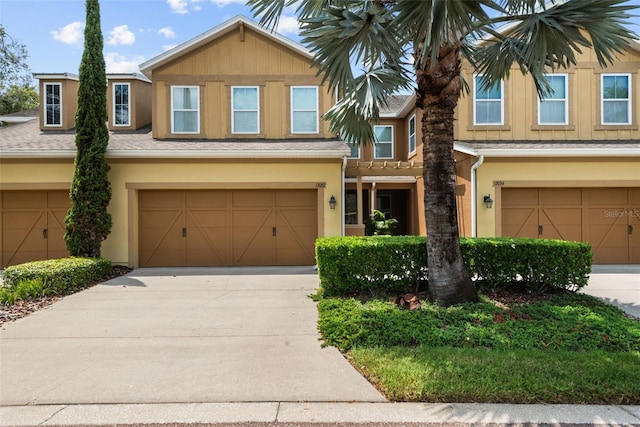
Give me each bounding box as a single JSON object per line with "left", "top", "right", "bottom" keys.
{"left": 537, "top": 74, "right": 568, "bottom": 125}
{"left": 473, "top": 75, "right": 504, "bottom": 125}
{"left": 290, "top": 86, "right": 319, "bottom": 134}
{"left": 408, "top": 114, "right": 416, "bottom": 155}
{"left": 113, "top": 82, "right": 131, "bottom": 127}
{"left": 347, "top": 142, "right": 360, "bottom": 159}
{"left": 601, "top": 73, "right": 632, "bottom": 125}
{"left": 231, "top": 86, "right": 260, "bottom": 134}
{"left": 373, "top": 124, "right": 394, "bottom": 160}
{"left": 44, "top": 82, "right": 62, "bottom": 127}
{"left": 171, "top": 85, "right": 200, "bottom": 134}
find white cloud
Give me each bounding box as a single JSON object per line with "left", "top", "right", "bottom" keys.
{"left": 277, "top": 15, "right": 300, "bottom": 36}
{"left": 167, "top": 0, "right": 188, "bottom": 14}
{"left": 105, "top": 53, "right": 145, "bottom": 74}
{"left": 107, "top": 25, "right": 135, "bottom": 46}
{"left": 210, "top": 0, "right": 245, "bottom": 6}
{"left": 163, "top": 44, "right": 178, "bottom": 51}
{"left": 51, "top": 21, "right": 85, "bottom": 45}
{"left": 158, "top": 27, "right": 176, "bottom": 39}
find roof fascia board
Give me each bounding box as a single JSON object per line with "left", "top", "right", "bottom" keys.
{"left": 33, "top": 73, "right": 79, "bottom": 81}
{"left": 473, "top": 148, "right": 640, "bottom": 157}
{"left": 139, "top": 15, "right": 312, "bottom": 77}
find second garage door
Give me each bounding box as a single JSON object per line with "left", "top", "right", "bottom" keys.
{"left": 502, "top": 188, "right": 639, "bottom": 264}
{"left": 139, "top": 189, "right": 318, "bottom": 267}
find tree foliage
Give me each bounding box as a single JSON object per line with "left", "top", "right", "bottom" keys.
{"left": 64, "top": 0, "right": 112, "bottom": 257}
{"left": 249, "top": 0, "right": 634, "bottom": 305}
{"left": 0, "top": 24, "right": 38, "bottom": 115}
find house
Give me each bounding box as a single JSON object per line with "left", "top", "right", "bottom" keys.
{"left": 1, "top": 15, "right": 638, "bottom": 267}
{"left": 0, "top": 16, "right": 348, "bottom": 268}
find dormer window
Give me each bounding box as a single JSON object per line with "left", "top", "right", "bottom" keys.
{"left": 113, "top": 83, "right": 130, "bottom": 126}
{"left": 44, "top": 83, "right": 62, "bottom": 127}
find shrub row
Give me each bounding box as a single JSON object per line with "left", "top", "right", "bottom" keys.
{"left": 1, "top": 257, "right": 113, "bottom": 303}
{"left": 315, "top": 236, "right": 592, "bottom": 296}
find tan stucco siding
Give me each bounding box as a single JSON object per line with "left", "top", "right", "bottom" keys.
{"left": 475, "top": 157, "right": 640, "bottom": 237}
{"left": 1, "top": 159, "right": 343, "bottom": 267}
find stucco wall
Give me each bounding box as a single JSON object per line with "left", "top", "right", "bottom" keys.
{"left": 476, "top": 157, "right": 640, "bottom": 237}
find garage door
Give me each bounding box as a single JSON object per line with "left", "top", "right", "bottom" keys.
{"left": 502, "top": 188, "right": 639, "bottom": 264}
{"left": 1, "top": 191, "right": 70, "bottom": 267}
{"left": 139, "top": 190, "right": 317, "bottom": 267}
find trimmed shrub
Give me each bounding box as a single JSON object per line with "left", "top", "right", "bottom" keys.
{"left": 2, "top": 257, "right": 113, "bottom": 298}
{"left": 315, "top": 236, "right": 592, "bottom": 297}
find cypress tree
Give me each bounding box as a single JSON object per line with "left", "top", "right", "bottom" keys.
{"left": 64, "top": 0, "right": 112, "bottom": 257}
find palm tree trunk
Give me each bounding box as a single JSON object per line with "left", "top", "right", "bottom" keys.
{"left": 417, "top": 46, "right": 478, "bottom": 306}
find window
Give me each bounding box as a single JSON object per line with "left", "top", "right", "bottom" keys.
{"left": 345, "top": 191, "right": 358, "bottom": 224}
{"left": 232, "top": 86, "right": 259, "bottom": 133}
{"left": 538, "top": 75, "right": 567, "bottom": 125}
{"left": 602, "top": 74, "right": 631, "bottom": 125}
{"left": 44, "top": 83, "right": 62, "bottom": 126}
{"left": 408, "top": 115, "right": 416, "bottom": 154}
{"left": 374, "top": 125, "right": 393, "bottom": 159}
{"left": 347, "top": 142, "right": 360, "bottom": 158}
{"left": 291, "top": 86, "right": 318, "bottom": 133}
{"left": 113, "top": 83, "right": 130, "bottom": 126}
{"left": 474, "top": 75, "right": 503, "bottom": 125}
{"left": 171, "top": 86, "right": 199, "bottom": 134}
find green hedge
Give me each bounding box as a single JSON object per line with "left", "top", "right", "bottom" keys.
{"left": 315, "top": 236, "right": 592, "bottom": 297}
{"left": 1, "top": 257, "right": 113, "bottom": 301}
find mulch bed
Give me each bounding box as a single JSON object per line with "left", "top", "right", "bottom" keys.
{"left": 0, "top": 265, "right": 131, "bottom": 327}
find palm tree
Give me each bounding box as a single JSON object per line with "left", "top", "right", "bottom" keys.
{"left": 248, "top": 0, "right": 635, "bottom": 305}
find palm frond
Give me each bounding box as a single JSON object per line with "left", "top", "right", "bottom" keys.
{"left": 324, "top": 63, "right": 411, "bottom": 145}
{"left": 470, "top": 0, "right": 635, "bottom": 97}
{"left": 246, "top": 0, "right": 289, "bottom": 30}
{"left": 300, "top": 2, "right": 406, "bottom": 93}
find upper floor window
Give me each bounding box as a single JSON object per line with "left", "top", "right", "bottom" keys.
{"left": 602, "top": 74, "right": 631, "bottom": 125}
{"left": 347, "top": 142, "right": 360, "bottom": 159}
{"left": 408, "top": 115, "right": 416, "bottom": 155}
{"left": 291, "top": 86, "right": 318, "bottom": 133}
{"left": 113, "top": 83, "right": 130, "bottom": 126}
{"left": 538, "top": 74, "right": 568, "bottom": 125}
{"left": 374, "top": 125, "right": 393, "bottom": 159}
{"left": 474, "top": 75, "right": 503, "bottom": 125}
{"left": 171, "top": 86, "right": 199, "bottom": 134}
{"left": 45, "top": 83, "right": 62, "bottom": 127}
{"left": 232, "top": 86, "right": 259, "bottom": 134}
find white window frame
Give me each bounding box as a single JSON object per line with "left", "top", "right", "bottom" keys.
{"left": 291, "top": 86, "right": 319, "bottom": 134}
{"left": 601, "top": 73, "right": 632, "bottom": 125}
{"left": 113, "top": 82, "right": 131, "bottom": 127}
{"left": 373, "top": 125, "right": 394, "bottom": 159}
{"left": 347, "top": 142, "right": 360, "bottom": 159}
{"left": 231, "top": 86, "right": 260, "bottom": 134}
{"left": 408, "top": 114, "right": 416, "bottom": 155}
{"left": 538, "top": 74, "right": 568, "bottom": 125}
{"left": 171, "top": 85, "right": 200, "bottom": 134}
{"left": 44, "top": 82, "right": 62, "bottom": 127}
{"left": 473, "top": 75, "right": 504, "bottom": 125}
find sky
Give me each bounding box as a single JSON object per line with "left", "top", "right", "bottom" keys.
{"left": 2, "top": 0, "right": 640, "bottom": 78}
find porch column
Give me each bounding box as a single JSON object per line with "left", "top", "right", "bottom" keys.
{"left": 356, "top": 175, "right": 363, "bottom": 227}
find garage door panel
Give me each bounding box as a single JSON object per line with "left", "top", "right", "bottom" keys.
{"left": 140, "top": 190, "right": 183, "bottom": 208}
{"left": 186, "top": 191, "right": 229, "bottom": 208}
{"left": 2, "top": 191, "right": 46, "bottom": 208}
{"left": 233, "top": 190, "right": 274, "bottom": 207}
{"left": 501, "top": 207, "right": 538, "bottom": 238}
{"left": 2, "top": 211, "right": 47, "bottom": 266}
{"left": 502, "top": 188, "right": 538, "bottom": 206}
{"left": 585, "top": 188, "right": 628, "bottom": 205}
{"left": 540, "top": 188, "right": 582, "bottom": 206}
{"left": 48, "top": 210, "right": 70, "bottom": 259}
{"left": 540, "top": 208, "right": 582, "bottom": 241}
{"left": 276, "top": 190, "right": 316, "bottom": 206}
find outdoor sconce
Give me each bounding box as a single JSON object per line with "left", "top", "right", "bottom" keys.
{"left": 329, "top": 195, "right": 337, "bottom": 210}
{"left": 483, "top": 195, "right": 494, "bottom": 209}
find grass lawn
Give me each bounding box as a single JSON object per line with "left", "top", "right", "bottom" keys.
{"left": 317, "top": 290, "right": 640, "bottom": 404}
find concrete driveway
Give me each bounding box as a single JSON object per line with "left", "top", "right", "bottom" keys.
{"left": 0, "top": 266, "right": 385, "bottom": 406}
{"left": 582, "top": 265, "right": 640, "bottom": 319}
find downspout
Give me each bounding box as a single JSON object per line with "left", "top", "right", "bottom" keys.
{"left": 341, "top": 156, "right": 347, "bottom": 236}
{"left": 470, "top": 154, "right": 484, "bottom": 237}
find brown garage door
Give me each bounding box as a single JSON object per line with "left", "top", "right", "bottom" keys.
{"left": 1, "top": 191, "right": 70, "bottom": 267}
{"left": 139, "top": 190, "right": 317, "bottom": 267}
{"left": 502, "top": 188, "right": 639, "bottom": 264}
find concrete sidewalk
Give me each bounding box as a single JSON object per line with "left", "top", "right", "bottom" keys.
{"left": 1, "top": 265, "right": 639, "bottom": 426}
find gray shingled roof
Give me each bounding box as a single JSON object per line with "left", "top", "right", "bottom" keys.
{"left": 380, "top": 94, "right": 412, "bottom": 115}
{"left": 0, "top": 117, "right": 350, "bottom": 158}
